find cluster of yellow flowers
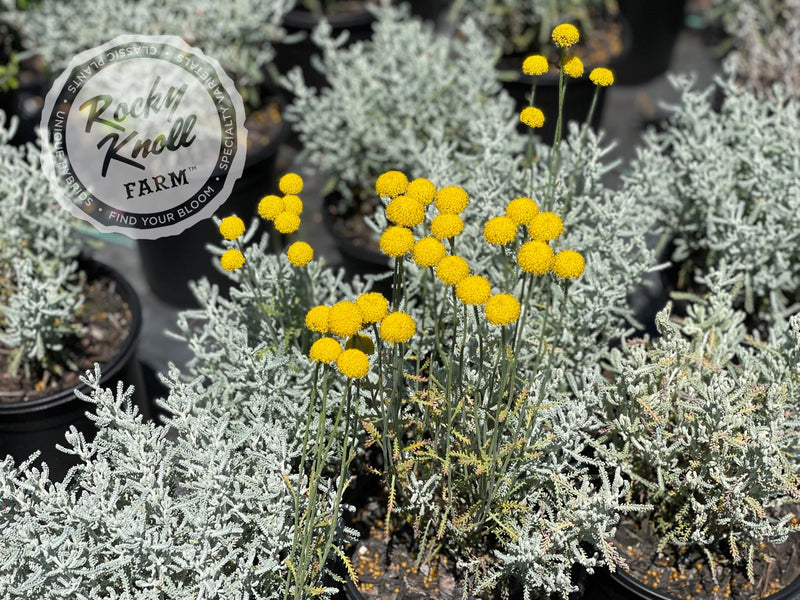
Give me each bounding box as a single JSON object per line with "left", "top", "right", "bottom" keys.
{"left": 218, "top": 173, "right": 316, "bottom": 272}
{"left": 305, "top": 291, "right": 417, "bottom": 379}
{"left": 483, "top": 197, "right": 584, "bottom": 280}
{"left": 374, "top": 170, "right": 584, "bottom": 329}
{"left": 519, "top": 23, "right": 615, "bottom": 131}
{"left": 219, "top": 215, "right": 248, "bottom": 271}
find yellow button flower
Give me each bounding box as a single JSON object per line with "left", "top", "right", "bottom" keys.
{"left": 529, "top": 212, "right": 564, "bottom": 242}
{"left": 336, "top": 348, "right": 370, "bottom": 379}
{"left": 346, "top": 333, "right": 375, "bottom": 354}
{"left": 328, "top": 301, "right": 363, "bottom": 338}
{"left": 379, "top": 226, "right": 415, "bottom": 257}
{"left": 287, "top": 241, "right": 313, "bottom": 267}
{"left": 376, "top": 170, "right": 409, "bottom": 198}
{"left": 456, "top": 275, "right": 491, "bottom": 306}
{"left": 505, "top": 197, "right": 539, "bottom": 226}
{"left": 412, "top": 236, "right": 447, "bottom": 268}
{"left": 436, "top": 255, "right": 470, "bottom": 286}
{"left": 483, "top": 216, "right": 518, "bottom": 246}
{"left": 553, "top": 249, "right": 585, "bottom": 279}
{"left": 274, "top": 211, "right": 301, "bottom": 234}
{"left": 258, "top": 195, "right": 284, "bottom": 221}
{"left": 220, "top": 248, "right": 245, "bottom": 272}
{"left": 520, "top": 106, "right": 545, "bottom": 129}
{"left": 219, "top": 215, "right": 245, "bottom": 241}
{"left": 406, "top": 178, "right": 437, "bottom": 205}
{"left": 562, "top": 55, "right": 584, "bottom": 79}
{"left": 522, "top": 54, "right": 549, "bottom": 76}
{"left": 589, "top": 67, "right": 614, "bottom": 87}
{"left": 282, "top": 194, "right": 303, "bottom": 216}
{"left": 519, "top": 106, "right": 544, "bottom": 129}
{"left": 379, "top": 311, "right": 416, "bottom": 344}
{"left": 430, "top": 214, "right": 464, "bottom": 240}
{"left": 309, "top": 337, "right": 343, "bottom": 364}
{"left": 552, "top": 23, "right": 579, "bottom": 48}
{"left": 305, "top": 305, "right": 331, "bottom": 333}
{"left": 485, "top": 294, "right": 521, "bottom": 326}
{"left": 279, "top": 172, "right": 304, "bottom": 195}
{"left": 434, "top": 186, "right": 469, "bottom": 214}
{"left": 517, "top": 241, "right": 554, "bottom": 275}
{"left": 386, "top": 195, "right": 425, "bottom": 228}
{"left": 356, "top": 292, "right": 389, "bottom": 324}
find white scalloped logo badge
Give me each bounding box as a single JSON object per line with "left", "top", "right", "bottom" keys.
{"left": 40, "top": 35, "right": 247, "bottom": 239}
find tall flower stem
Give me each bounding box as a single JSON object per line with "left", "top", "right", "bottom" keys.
{"left": 546, "top": 55, "right": 567, "bottom": 212}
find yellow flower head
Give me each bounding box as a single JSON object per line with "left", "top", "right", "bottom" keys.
{"left": 434, "top": 186, "right": 469, "bottom": 214}
{"left": 436, "top": 255, "right": 470, "bottom": 286}
{"left": 553, "top": 249, "right": 585, "bottom": 279}
{"left": 379, "top": 226, "right": 415, "bottom": 257}
{"left": 520, "top": 106, "right": 545, "bottom": 129}
{"left": 274, "top": 211, "right": 301, "bottom": 234}
{"left": 282, "top": 194, "right": 303, "bottom": 216}
{"left": 220, "top": 248, "right": 245, "bottom": 272}
{"left": 219, "top": 215, "right": 245, "bottom": 241}
{"left": 517, "top": 241, "right": 554, "bottom": 275}
{"left": 305, "top": 305, "right": 331, "bottom": 333}
{"left": 309, "top": 337, "right": 343, "bottom": 364}
{"left": 430, "top": 214, "right": 464, "bottom": 240}
{"left": 279, "top": 172, "right": 304, "bottom": 195}
{"left": 456, "top": 275, "right": 491, "bottom": 306}
{"left": 258, "top": 195, "right": 284, "bottom": 221}
{"left": 406, "top": 178, "right": 437, "bottom": 205}
{"left": 552, "top": 23, "right": 579, "bottom": 48}
{"left": 336, "top": 348, "right": 370, "bottom": 379}
{"left": 529, "top": 212, "right": 564, "bottom": 242}
{"left": 386, "top": 195, "right": 425, "bottom": 228}
{"left": 483, "top": 216, "right": 518, "bottom": 246}
{"left": 379, "top": 311, "right": 416, "bottom": 344}
{"left": 561, "top": 55, "right": 584, "bottom": 78}
{"left": 356, "top": 292, "right": 389, "bottom": 324}
{"left": 485, "top": 294, "right": 521, "bottom": 326}
{"left": 376, "top": 170, "right": 409, "bottom": 198}
{"left": 589, "top": 67, "right": 614, "bottom": 87}
{"left": 522, "top": 54, "right": 549, "bottom": 76}
{"left": 505, "top": 197, "right": 539, "bottom": 226}
{"left": 412, "top": 236, "right": 447, "bottom": 268}
{"left": 346, "top": 333, "right": 375, "bottom": 355}
{"left": 328, "top": 301, "right": 363, "bottom": 338}
{"left": 287, "top": 241, "right": 313, "bottom": 267}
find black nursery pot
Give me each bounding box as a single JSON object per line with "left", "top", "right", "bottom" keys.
{"left": 0, "top": 258, "right": 150, "bottom": 483}
{"left": 583, "top": 566, "right": 800, "bottom": 600}
{"left": 609, "top": 0, "right": 688, "bottom": 86}
{"left": 322, "top": 192, "right": 392, "bottom": 299}
{"left": 273, "top": 4, "right": 375, "bottom": 149}
{"left": 136, "top": 103, "right": 287, "bottom": 308}
{"left": 273, "top": 5, "right": 375, "bottom": 93}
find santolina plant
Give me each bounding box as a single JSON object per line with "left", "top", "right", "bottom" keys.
{"left": 0, "top": 113, "right": 85, "bottom": 383}
{"left": 282, "top": 3, "right": 512, "bottom": 214}
{"left": 6, "top": 0, "right": 295, "bottom": 109}
{"left": 622, "top": 70, "right": 800, "bottom": 324}
{"left": 588, "top": 269, "right": 800, "bottom": 596}
{"left": 445, "top": 0, "right": 618, "bottom": 56}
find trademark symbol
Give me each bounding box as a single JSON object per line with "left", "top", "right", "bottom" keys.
{"left": 188, "top": 165, "right": 198, "bottom": 172}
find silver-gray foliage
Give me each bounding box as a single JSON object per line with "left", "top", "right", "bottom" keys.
{"left": 6, "top": 0, "right": 296, "bottom": 108}
{"left": 281, "top": 3, "right": 512, "bottom": 207}
{"left": 0, "top": 113, "right": 84, "bottom": 379}
{"left": 445, "top": 0, "right": 615, "bottom": 56}
{"left": 593, "top": 269, "right": 800, "bottom": 566}
{"left": 0, "top": 365, "right": 302, "bottom": 600}
{"left": 622, "top": 72, "right": 800, "bottom": 322}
